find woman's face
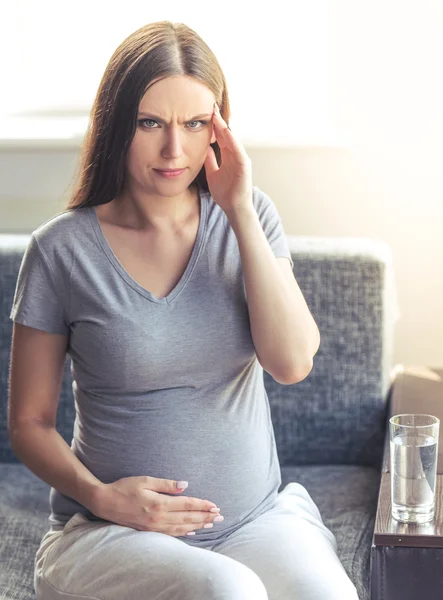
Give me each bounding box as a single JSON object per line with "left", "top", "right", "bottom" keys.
{"left": 126, "top": 75, "right": 217, "bottom": 194}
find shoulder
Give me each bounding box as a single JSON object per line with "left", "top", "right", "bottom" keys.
{"left": 252, "top": 185, "right": 266, "bottom": 207}
{"left": 205, "top": 184, "right": 272, "bottom": 214}
{"left": 251, "top": 185, "right": 280, "bottom": 214}
{"left": 32, "top": 207, "right": 88, "bottom": 246}
{"left": 251, "top": 186, "right": 283, "bottom": 224}
{"left": 31, "top": 207, "right": 90, "bottom": 268}
{"left": 205, "top": 184, "right": 280, "bottom": 227}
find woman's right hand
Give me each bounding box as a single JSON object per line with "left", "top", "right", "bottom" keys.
{"left": 90, "top": 475, "right": 223, "bottom": 536}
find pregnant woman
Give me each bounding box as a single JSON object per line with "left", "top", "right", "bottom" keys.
{"left": 8, "top": 20, "right": 359, "bottom": 600}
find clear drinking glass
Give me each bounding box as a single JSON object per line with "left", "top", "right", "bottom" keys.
{"left": 389, "top": 414, "right": 440, "bottom": 523}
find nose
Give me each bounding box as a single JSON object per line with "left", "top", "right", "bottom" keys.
{"left": 161, "top": 126, "right": 186, "bottom": 159}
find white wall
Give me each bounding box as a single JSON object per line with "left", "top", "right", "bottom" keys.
{"left": 1, "top": 1, "right": 442, "bottom": 368}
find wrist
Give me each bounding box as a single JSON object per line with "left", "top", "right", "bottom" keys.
{"left": 87, "top": 482, "right": 109, "bottom": 516}
{"left": 224, "top": 204, "right": 257, "bottom": 229}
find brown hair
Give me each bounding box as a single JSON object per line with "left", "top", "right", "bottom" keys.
{"left": 65, "top": 21, "right": 230, "bottom": 211}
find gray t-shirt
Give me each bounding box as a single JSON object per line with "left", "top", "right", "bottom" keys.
{"left": 10, "top": 183, "right": 294, "bottom": 546}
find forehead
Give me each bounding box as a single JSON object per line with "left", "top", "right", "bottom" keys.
{"left": 138, "top": 75, "right": 215, "bottom": 119}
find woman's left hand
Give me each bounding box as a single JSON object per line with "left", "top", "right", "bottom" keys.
{"left": 203, "top": 102, "right": 253, "bottom": 215}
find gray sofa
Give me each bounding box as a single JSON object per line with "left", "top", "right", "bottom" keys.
{"left": 0, "top": 232, "right": 400, "bottom": 600}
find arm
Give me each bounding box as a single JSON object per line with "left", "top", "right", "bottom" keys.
{"left": 8, "top": 323, "right": 105, "bottom": 514}
{"left": 226, "top": 205, "right": 320, "bottom": 385}
{"left": 9, "top": 422, "right": 105, "bottom": 514}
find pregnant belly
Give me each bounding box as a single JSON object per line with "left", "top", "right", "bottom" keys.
{"left": 73, "top": 412, "right": 281, "bottom": 537}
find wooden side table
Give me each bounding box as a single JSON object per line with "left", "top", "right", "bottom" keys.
{"left": 370, "top": 366, "right": 443, "bottom": 600}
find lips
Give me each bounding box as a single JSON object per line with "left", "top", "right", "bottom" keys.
{"left": 153, "top": 168, "right": 186, "bottom": 178}
{"left": 156, "top": 168, "right": 185, "bottom": 173}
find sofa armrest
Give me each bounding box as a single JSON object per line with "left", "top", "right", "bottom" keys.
{"left": 370, "top": 365, "right": 443, "bottom": 600}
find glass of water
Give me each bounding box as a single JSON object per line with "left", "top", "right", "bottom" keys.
{"left": 390, "top": 414, "right": 440, "bottom": 523}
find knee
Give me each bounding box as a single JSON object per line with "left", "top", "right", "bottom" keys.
{"left": 317, "top": 578, "right": 359, "bottom": 600}
{"left": 187, "top": 560, "right": 268, "bottom": 600}
{"left": 341, "top": 580, "right": 359, "bottom": 600}
{"left": 322, "top": 570, "right": 359, "bottom": 600}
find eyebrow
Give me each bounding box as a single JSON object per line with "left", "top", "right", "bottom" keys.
{"left": 137, "top": 112, "right": 213, "bottom": 123}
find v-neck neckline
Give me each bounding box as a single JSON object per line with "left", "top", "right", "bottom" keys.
{"left": 88, "top": 184, "right": 208, "bottom": 305}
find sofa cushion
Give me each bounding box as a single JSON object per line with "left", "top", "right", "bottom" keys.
{"left": 0, "top": 463, "right": 378, "bottom": 600}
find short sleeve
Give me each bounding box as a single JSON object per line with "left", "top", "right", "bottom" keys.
{"left": 253, "top": 187, "right": 294, "bottom": 268}
{"left": 9, "top": 234, "right": 70, "bottom": 336}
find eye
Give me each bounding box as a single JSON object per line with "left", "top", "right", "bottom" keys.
{"left": 188, "top": 120, "right": 207, "bottom": 129}
{"left": 138, "top": 118, "right": 158, "bottom": 129}
{"left": 138, "top": 119, "right": 207, "bottom": 130}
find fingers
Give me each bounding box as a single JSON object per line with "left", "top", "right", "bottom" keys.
{"left": 168, "top": 510, "right": 223, "bottom": 526}
{"left": 212, "top": 111, "right": 230, "bottom": 150}
{"left": 164, "top": 495, "right": 220, "bottom": 513}
{"left": 142, "top": 510, "right": 224, "bottom": 537}
{"left": 212, "top": 104, "right": 249, "bottom": 162}
{"left": 146, "top": 494, "right": 223, "bottom": 537}
{"left": 213, "top": 104, "right": 229, "bottom": 129}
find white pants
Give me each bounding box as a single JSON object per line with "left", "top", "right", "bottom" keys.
{"left": 34, "top": 482, "right": 359, "bottom": 600}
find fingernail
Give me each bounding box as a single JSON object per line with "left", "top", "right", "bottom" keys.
{"left": 186, "top": 531, "right": 196, "bottom": 536}
{"left": 213, "top": 515, "right": 224, "bottom": 522}
{"left": 214, "top": 102, "right": 220, "bottom": 114}
{"left": 209, "top": 507, "right": 221, "bottom": 513}
{"left": 176, "top": 481, "right": 188, "bottom": 489}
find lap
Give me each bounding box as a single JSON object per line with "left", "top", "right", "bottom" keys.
{"left": 35, "top": 483, "right": 358, "bottom": 600}
{"left": 35, "top": 512, "right": 267, "bottom": 600}
{"left": 214, "top": 482, "right": 359, "bottom": 600}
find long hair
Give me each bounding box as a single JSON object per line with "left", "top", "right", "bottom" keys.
{"left": 65, "top": 21, "right": 230, "bottom": 211}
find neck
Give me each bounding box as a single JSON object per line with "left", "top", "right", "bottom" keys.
{"left": 112, "top": 183, "right": 199, "bottom": 233}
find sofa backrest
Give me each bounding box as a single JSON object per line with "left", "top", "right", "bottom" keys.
{"left": 0, "top": 234, "right": 399, "bottom": 469}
